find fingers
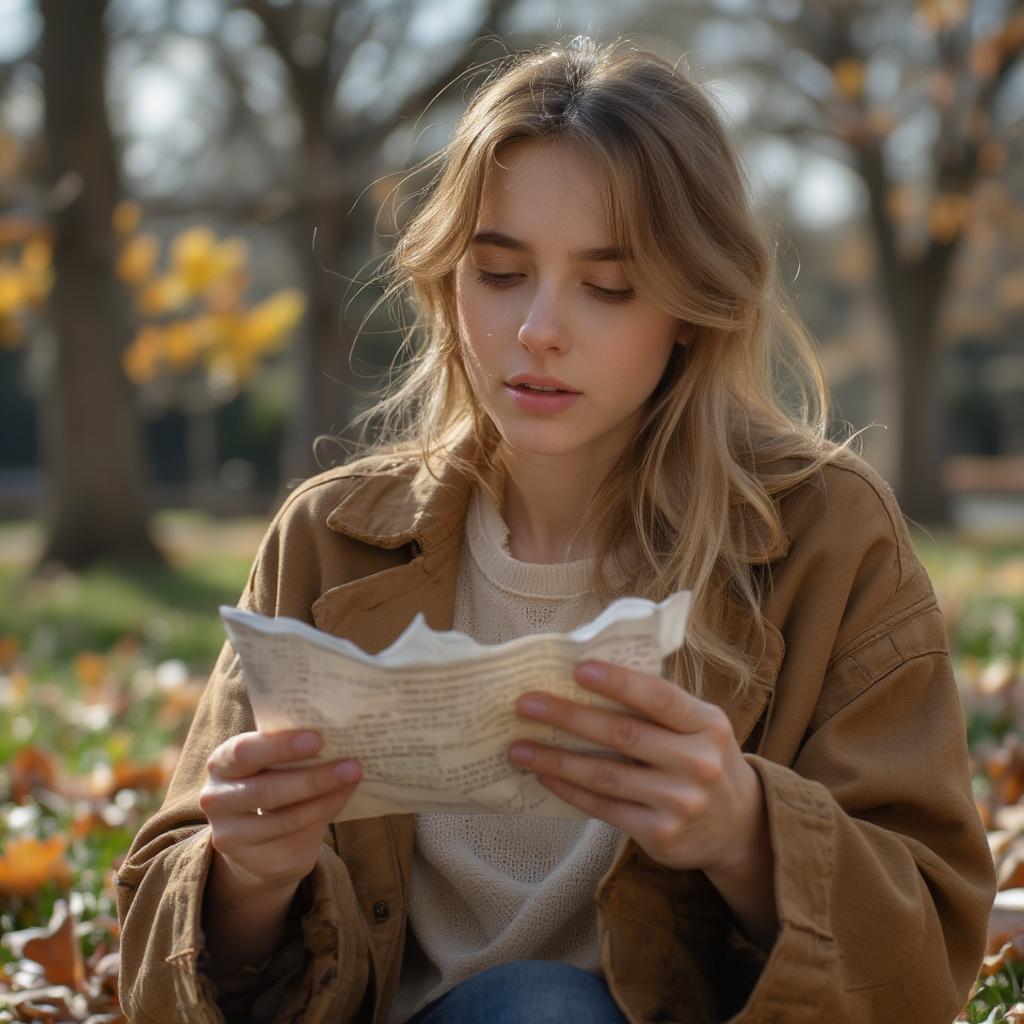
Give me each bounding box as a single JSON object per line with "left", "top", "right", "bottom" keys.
{"left": 206, "top": 729, "right": 324, "bottom": 780}
{"left": 571, "top": 661, "right": 732, "bottom": 738}
{"left": 511, "top": 740, "right": 702, "bottom": 817}
{"left": 207, "top": 782, "right": 361, "bottom": 889}
{"left": 201, "top": 729, "right": 363, "bottom": 894}
{"left": 515, "top": 690, "right": 725, "bottom": 778}
{"left": 222, "top": 779, "right": 361, "bottom": 846}
{"left": 200, "top": 757, "right": 361, "bottom": 818}
{"left": 516, "top": 694, "right": 677, "bottom": 766}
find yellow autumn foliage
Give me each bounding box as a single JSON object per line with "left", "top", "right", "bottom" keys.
{"left": 0, "top": 230, "right": 53, "bottom": 348}
{"left": 22, "top": 237, "right": 51, "bottom": 276}
{"left": 163, "top": 320, "right": 204, "bottom": 371}
{"left": 138, "top": 273, "right": 191, "bottom": 317}
{"left": 170, "top": 227, "right": 248, "bottom": 297}
{"left": 122, "top": 281, "right": 305, "bottom": 385}
{"left": 0, "top": 260, "right": 25, "bottom": 316}
{"left": 117, "top": 233, "right": 159, "bottom": 286}
{"left": 113, "top": 199, "right": 142, "bottom": 237}
{"left": 240, "top": 289, "right": 304, "bottom": 354}
{"left": 123, "top": 325, "right": 164, "bottom": 385}
{"left": 0, "top": 204, "right": 304, "bottom": 390}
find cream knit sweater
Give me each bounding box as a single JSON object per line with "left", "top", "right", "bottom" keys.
{"left": 387, "top": 480, "right": 624, "bottom": 1023}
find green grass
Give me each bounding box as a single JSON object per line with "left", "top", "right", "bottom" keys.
{"left": 960, "top": 959, "right": 1024, "bottom": 1023}
{"left": 0, "top": 516, "right": 260, "bottom": 668}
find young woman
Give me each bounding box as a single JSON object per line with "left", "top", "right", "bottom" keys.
{"left": 116, "top": 36, "right": 995, "bottom": 1024}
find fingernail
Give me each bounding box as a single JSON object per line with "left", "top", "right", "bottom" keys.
{"left": 508, "top": 743, "right": 535, "bottom": 764}
{"left": 334, "top": 760, "right": 360, "bottom": 782}
{"left": 294, "top": 732, "right": 320, "bottom": 754}
{"left": 576, "top": 662, "right": 606, "bottom": 684}
{"left": 517, "top": 696, "right": 549, "bottom": 717}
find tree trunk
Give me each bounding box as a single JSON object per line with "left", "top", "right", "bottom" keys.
{"left": 890, "top": 257, "right": 956, "bottom": 527}
{"left": 894, "top": 318, "right": 948, "bottom": 527}
{"left": 281, "top": 140, "right": 373, "bottom": 484}
{"left": 38, "top": 0, "right": 164, "bottom": 570}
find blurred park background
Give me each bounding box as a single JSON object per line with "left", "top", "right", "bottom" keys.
{"left": 1, "top": 1, "right": 1023, "bottom": 1021}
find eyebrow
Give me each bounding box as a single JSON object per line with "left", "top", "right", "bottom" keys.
{"left": 470, "top": 230, "right": 632, "bottom": 263}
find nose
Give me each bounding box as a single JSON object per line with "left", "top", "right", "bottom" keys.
{"left": 517, "top": 285, "right": 568, "bottom": 356}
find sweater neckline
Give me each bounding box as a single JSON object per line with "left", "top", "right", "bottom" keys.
{"left": 465, "top": 479, "right": 595, "bottom": 599}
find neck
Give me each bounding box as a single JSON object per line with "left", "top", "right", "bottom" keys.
{"left": 497, "top": 445, "right": 618, "bottom": 564}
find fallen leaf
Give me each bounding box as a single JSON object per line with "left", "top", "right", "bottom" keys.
{"left": 0, "top": 836, "right": 71, "bottom": 896}
{"left": 8, "top": 748, "right": 60, "bottom": 805}
{"left": 987, "top": 889, "right": 1024, "bottom": 954}
{"left": 998, "top": 840, "right": 1024, "bottom": 890}
{"left": 1, "top": 901, "right": 84, "bottom": 991}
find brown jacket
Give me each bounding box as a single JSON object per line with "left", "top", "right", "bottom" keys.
{"left": 116, "top": 442, "right": 996, "bottom": 1024}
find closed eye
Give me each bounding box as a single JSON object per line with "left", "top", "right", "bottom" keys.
{"left": 474, "top": 270, "right": 635, "bottom": 305}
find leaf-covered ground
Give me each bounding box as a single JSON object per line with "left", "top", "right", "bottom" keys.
{"left": 0, "top": 516, "right": 1022, "bottom": 1023}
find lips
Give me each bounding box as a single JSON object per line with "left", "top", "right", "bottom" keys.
{"left": 506, "top": 373, "right": 580, "bottom": 393}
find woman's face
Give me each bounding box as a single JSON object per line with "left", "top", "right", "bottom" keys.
{"left": 454, "top": 140, "right": 684, "bottom": 467}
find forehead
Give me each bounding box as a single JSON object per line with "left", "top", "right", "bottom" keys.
{"left": 477, "top": 140, "right": 613, "bottom": 236}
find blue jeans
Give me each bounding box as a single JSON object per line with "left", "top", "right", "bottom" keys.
{"left": 405, "top": 960, "right": 628, "bottom": 1023}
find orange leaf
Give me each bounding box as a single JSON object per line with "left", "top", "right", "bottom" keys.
{"left": 0, "top": 633, "right": 19, "bottom": 670}
{"left": 998, "top": 842, "right": 1024, "bottom": 890}
{"left": 110, "top": 757, "right": 169, "bottom": 795}
{"left": 0, "top": 836, "right": 71, "bottom": 896}
{"left": 9, "top": 747, "right": 60, "bottom": 804}
{"left": 69, "top": 808, "right": 106, "bottom": 840}
{"left": 73, "top": 651, "right": 107, "bottom": 697}
{"left": 1, "top": 899, "right": 84, "bottom": 990}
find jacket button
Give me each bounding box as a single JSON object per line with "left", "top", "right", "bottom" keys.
{"left": 372, "top": 900, "right": 390, "bottom": 923}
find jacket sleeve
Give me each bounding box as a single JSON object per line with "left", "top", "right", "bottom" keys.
{"left": 731, "top": 603, "right": 996, "bottom": 1023}
{"left": 115, "top": 506, "right": 374, "bottom": 1024}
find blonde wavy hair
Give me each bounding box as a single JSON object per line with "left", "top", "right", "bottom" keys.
{"left": 342, "top": 35, "right": 864, "bottom": 701}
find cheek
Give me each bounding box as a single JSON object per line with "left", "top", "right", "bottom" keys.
{"left": 456, "top": 287, "right": 510, "bottom": 361}
{"left": 599, "top": 318, "right": 678, "bottom": 389}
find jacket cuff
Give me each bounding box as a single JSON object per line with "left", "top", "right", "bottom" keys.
{"left": 729, "top": 755, "right": 842, "bottom": 1020}
{"left": 199, "top": 842, "right": 373, "bottom": 1024}
{"left": 204, "top": 876, "right": 309, "bottom": 1023}
{"left": 120, "top": 827, "right": 370, "bottom": 1024}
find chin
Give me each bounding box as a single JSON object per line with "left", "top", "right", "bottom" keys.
{"left": 491, "top": 420, "right": 594, "bottom": 459}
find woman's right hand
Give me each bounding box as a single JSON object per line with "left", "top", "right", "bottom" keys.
{"left": 199, "top": 729, "right": 362, "bottom": 895}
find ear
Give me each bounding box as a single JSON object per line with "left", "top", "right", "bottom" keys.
{"left": 674, "top": 325, "right": 690, "bottom": 347}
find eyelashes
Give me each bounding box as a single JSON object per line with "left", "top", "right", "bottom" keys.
{"left": 474, "top": 270, "right": 636, "bottom": 305}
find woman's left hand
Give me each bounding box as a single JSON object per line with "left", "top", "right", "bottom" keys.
{"left": 507, "top": 659, "right": 766, "bottom": 877}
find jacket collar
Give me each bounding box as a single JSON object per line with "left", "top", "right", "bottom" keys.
{"left": 324, "top": 433, "right": 478, "bottom": 554}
